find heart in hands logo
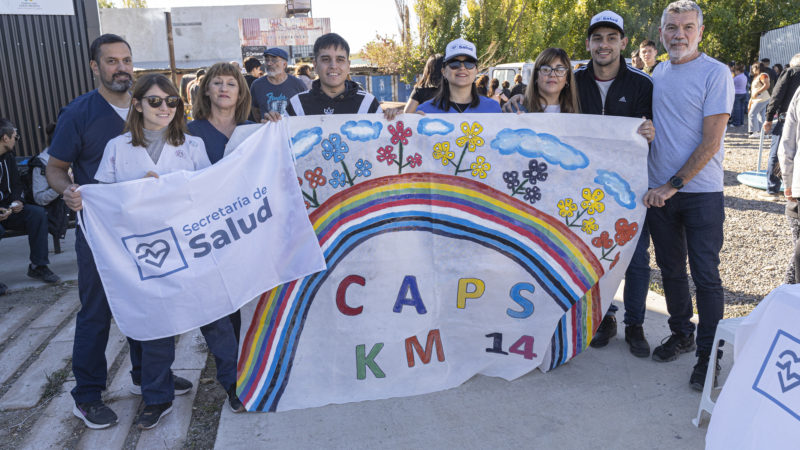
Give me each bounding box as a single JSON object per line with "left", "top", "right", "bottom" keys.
{"left": 122, "top": 227, "right": 188, "bottom": 281}
{"left": 135, "top": 239, "right": 170, "bottom": 268}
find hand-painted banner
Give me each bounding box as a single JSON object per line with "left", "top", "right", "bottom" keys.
{"left": 237, "top": 113, "right": 648, "bottom": 412}
{"left": 79, "top": 123, "right": 326, "bottom": 341}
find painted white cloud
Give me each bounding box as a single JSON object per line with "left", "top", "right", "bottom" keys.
{"left": 490, "top": 128, "right": 588, "bottom": 170}
{"left": 595, "top": 170, "right": 636, "bottom": 209}
{"left": 291, "top": 127, "right": 323, "bottom": 159}
{"left": 341, "top": 120, "right": 382, "bottom": 141}
{"left": 417, "top": 118, "right": 455, "bottom": 136}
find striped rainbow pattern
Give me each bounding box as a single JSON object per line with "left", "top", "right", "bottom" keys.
{"left": 236, "top": 172, "right": 605, "bottom": 411}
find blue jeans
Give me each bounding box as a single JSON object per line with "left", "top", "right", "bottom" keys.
{"left": 766, "top": 130, "right": 782, "bottom": 194}
{"left": 731, "top": 93, "right": 747, "bottom": 126}
{"left": 71, "top": 228, "right": 142, "bottom": 404}
{"left": 749, "top": 100, "right": 768, "bottom": 134}
{"left": 646, "top": 192, "right": 725, "bottom": 354}
{"left": 200, "top": 316, "right": 238, "bottom": 389}
{"left": 0, "top": 204, "right": 50, "bottom": 266}
{"left": 606, "top": 221, "right": 651, "bottom": 326}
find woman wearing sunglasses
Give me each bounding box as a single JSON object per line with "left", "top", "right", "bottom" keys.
{"left": 94, "top": 74, "right": 214, "bottom": 428}
{"left": 417, "top": 38, "right": 501, "bottom": 114}
{"left": 189, "top": 62, "right": 254, "bottom": 164}
{"left": 521, "top": 48, "right": 580, "bottom": 113}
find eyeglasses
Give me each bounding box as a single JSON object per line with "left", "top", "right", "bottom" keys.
{"left": 12, "top": 129, "right": 19, "bottom": 142}
{"left": 538, "top": 66, "right": 569, "bottom": 77}
{"left": 447, "top": 60, "right": 477, "bottom": 70}
{"left": 142, "top": 96, "right": 181, "bottom": 108}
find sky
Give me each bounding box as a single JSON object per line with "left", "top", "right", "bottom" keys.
{"left": 141, "top": 0, "right": 417, "bottom": 53}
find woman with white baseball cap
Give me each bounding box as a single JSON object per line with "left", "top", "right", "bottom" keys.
{"left": 417, "top": 38, "right": 502, "bottom": 114}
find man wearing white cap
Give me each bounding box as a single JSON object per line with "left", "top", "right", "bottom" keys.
{"left": 574, "top": 11, "right": 656, "bottom": 359}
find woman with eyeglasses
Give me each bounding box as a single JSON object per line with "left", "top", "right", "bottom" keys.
{"left": 417, "top": 38, "right": 502, "bottom": 114}
{"left": 94, "top": 74, "right": 215, "bottom": 427}
{"left": 521, "top": 48, "right": 580, "bottom": 113}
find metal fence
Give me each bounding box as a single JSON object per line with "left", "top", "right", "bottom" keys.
{"left": 760, "top": 22, "right": 800, "bottom": 67}
{"left": 0, "top": 0, "right": 100, "bottom": 157}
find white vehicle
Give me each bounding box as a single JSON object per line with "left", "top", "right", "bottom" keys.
{"left": 488, "top": 60, "right": 592, "bottom": 85}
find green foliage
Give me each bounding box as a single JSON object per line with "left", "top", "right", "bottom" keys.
{"left": 97, "top": 0, "right": 113, "bottom": 7}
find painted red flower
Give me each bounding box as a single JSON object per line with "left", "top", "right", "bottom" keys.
{"left": 304, "top": 167, "right": 327, "bottom": 189}
{"left": 591, "top": 231, "right": 613, "bottom": 249}
{"left": 377, "top": 145, "right": 396, "bottom": 165}
{"left": 297, "top": 176, "right": 303, "bottom": 186}
{"left": 614, "top": 219, "right": 639, "bottom": 246}
{"left": 406, "top": 152, "right": 422, "bottom": 168}
{"left": 304, "top": 200, "right": 311, "bottom": 210}
{"left": 388, "top": 121, "right": 412, "bottom": 145}
{"left": 609, "top": 252, "right": 621, "bottom": 270}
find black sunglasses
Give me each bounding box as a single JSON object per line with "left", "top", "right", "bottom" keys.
{"left": 142, "top": 96, "right": 181, "bottom": 108}
{"left": 447, "top": 60, "right": 477, "bottom": 70}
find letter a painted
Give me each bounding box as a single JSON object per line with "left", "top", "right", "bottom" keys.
{"left": 392, "top": 275, "right": 427, "bottom": 314}
{"left": 356, "top": 343, "right": 386, "bottom": 380}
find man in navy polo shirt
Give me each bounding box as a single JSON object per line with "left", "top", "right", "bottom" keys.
{"left": 47, "top": 34, "right": 191, "bottom": 430}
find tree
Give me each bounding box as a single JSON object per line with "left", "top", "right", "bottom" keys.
{"left": 97, "top": 0, "right": 148, "bottom": 7}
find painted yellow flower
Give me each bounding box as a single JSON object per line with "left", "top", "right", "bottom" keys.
{"left": 470, "top": 156, "right": 491, "bottom": 179}
{"left": 432, "top": 142, "right": 455, "bottom": 166}
{"left": 557, "top": 198, "right": 577, "bottom": 218}
{"left": 581, "top": 218, "right": 599, "bottom": 235}
{"left": 580, "top": 188, "right": 605, "bottom": 215}
{"left": 456, "top": 121, "right": 484, "bottom": 151}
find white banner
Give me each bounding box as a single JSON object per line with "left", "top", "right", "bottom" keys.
{"left": 707, "top": 284, "right": 800, "bottom": 449}
{"left": 0, "top": 0, "right": 74, "bottom": 15}
{"left": 79, "top": 122, "right": 326, "bottom": 341}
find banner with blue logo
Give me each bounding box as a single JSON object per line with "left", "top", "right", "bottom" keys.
{"left": 78, "top": 122, "right": 327, "bottom": 341}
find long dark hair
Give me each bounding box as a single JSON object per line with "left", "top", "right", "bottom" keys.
{"left": 430, "top": 67, "right": 480, "bottom": 112}
{"left": 125, "top": 74, "right": 187, "bottom": 147}
{"left": 524, "top": 48, "right": 580, "bottom": 113}
{"left": 415, "top": 54, "right": 444, "bottom": 88}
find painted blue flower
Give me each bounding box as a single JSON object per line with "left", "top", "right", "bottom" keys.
{"left": 522, "top": 159, "right": 548, "bottom": 185}
{"left": 524, "top": 186, "right": 542, "bottom": 204}
{"left": 329, "top": 169, "right": 348, "bottom": 188}
{"left": 503, "top": 171, "right": 520, "bottom": 190}
{"left": 321, "top": 133, "right": 349, "bottom": 162}
{"left": 355, "top": 159, "right": 372, "bottom": 178}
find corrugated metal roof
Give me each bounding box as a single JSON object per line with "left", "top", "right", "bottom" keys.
{"left": 0, "top": 0, "right": 98, "bottom": 157}
{"left": 760, "top": 22, "right": 800, "bottom": 66}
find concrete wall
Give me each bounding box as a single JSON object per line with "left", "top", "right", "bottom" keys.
{"left": 100, "top": 5, "right": 286, "bottom": 69}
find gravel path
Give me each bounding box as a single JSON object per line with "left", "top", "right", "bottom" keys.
{"left": 646, "top": 124, "right": 792, "bottom": 318}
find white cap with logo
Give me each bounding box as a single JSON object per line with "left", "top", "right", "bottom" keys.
{"left": 587, "top": 10, "right": 625, "bottom": 36}
{"left": 444, "top": 38, "right": 477, "bottom": 63}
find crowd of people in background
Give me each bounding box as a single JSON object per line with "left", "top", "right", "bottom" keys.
{"left": 3, "top": 0, "right": 800, "bottom": 435}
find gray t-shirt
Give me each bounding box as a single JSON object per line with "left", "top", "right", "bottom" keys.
{"left": 250, "top": 75, "right": 308, "bottom": 118}
{"left": 649, "top": 53, "right": 734, "bottom": 192}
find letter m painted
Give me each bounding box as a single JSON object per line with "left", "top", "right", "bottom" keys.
{"left": 405, "top": 329, "right": 445, "bottom": 368}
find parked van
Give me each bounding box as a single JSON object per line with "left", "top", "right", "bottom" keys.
{"left": 488, "top": 60, "right": 592, "bottom": 86}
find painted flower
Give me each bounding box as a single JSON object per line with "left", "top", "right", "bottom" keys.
{"left": 503, "top": 171, "right": 520, "bottom": 190}
{"left": 304, "top": 200, "right": 311, "bottom": 209}
{"left": 406, "top": 153, "right": 422, "bottom": 168}
{"left": 609, "top": 252, "right": 621, "bottom": 270}
{"left": 523, "top": 186, "right": 542, "bottom": 204}
{"left": 329, "top": 169, "right": 348, "bottom": 188}
{"left": 355, "top": 159, "right": 372, "bottom": 177}
{"left": 557, "top": 198, "right": 577, "bottom": 218}
{"left": 580, "top": 188, "right": 605, "bottom": 215}
{"left": 376, "top": 145, "right": 397, "bottom": 165}
{"left": 303, "top": 167, "right": 327, "bottom": 189}
{"left": 388, "top": 120, "right": 413, "bottom": 145}
{"left": 522, "top": 159, "right": 548, "bottom": 185}
{"left": 614, "top": 219, "right": 639, "bottom": 246}
{"left": 456, "top": 121, "right": 484, "bottom": 151}
{"left": 470, "top": 156, "right": 491, "bottom": 179}
{"left": 321, "top": 133, "right": 349, "bottom": 162}
{"left": 297, "top": 176, "right": 303, "bottom": 186}
{"left": 591, "top": 231, "right": 614, "bottom": 249}
{"left": 581, "top": 217, "right": 599, "bottom": 235}
{"left": 432, "top": 142, "right": 455, "bottom": 166}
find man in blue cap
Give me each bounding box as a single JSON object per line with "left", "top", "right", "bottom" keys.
{"left": 250, "top": 47, "right": 307, "bottom": 121}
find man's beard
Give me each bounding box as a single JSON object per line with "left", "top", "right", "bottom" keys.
{"left": 104, "top": 72, "right": 133, "bottom": 92}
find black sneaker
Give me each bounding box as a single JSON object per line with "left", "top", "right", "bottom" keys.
{"left": 130, "top": 374, "right": 193, "bottom": 396}
{"left": 0, "top": 282, "right": 7, "bottom": 296}
{"left": 690, "top": 351, "right": 721, "bottom": 391}
{"left": 73, "top": 400, "right": 119, "bottom": 429}
{"left": 589, "top": 314, "right": 617, "bottom": 348}
{"left": 227, "top": 385, "right": 245, "bottom": 413}
{"left": 625, "top": 325, "right": 651, "bottom": 358}
{"left": 652, "top": 332, "right": 695, "bottom": 362}
{"left": 137, "top": 402, "right": 172, "bottom": 430}
{"left": 27, "top": 264, "right": 61, "bottom": 283}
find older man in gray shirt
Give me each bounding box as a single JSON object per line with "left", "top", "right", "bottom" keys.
{"left": 643, "top": 0, "right": 734, "bottom": 391}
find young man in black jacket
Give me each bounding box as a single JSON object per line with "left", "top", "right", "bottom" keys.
{"left": 0, "top": 118, "right": 61, "bottom": 292}
{"left": 764, "top": 55, "right": 800, "bottom": 200}
{"left": 287, "top": 33, "right": 382, "bottom": 116}
{"left": 574, "top": 11, "right": 656, "bottom": 358}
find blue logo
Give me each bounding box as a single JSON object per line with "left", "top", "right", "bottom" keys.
{"left": 753, "top": 329, "right": 800, "bottom": 421}
{"left": 122, "top": 227, "right": 188, "bottom": 281}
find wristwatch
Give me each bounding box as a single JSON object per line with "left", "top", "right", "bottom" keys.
{"left": 669, "top": 175, "right": 684, "bottom": 190}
